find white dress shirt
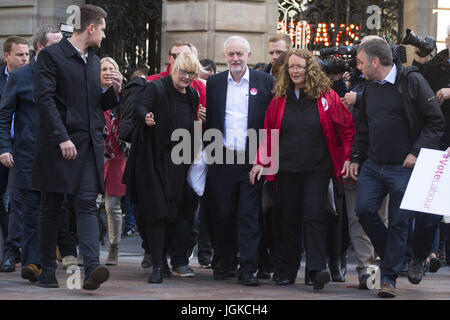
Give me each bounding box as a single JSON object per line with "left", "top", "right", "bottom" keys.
{"left": 224, "top": 67, "right": 250, "bottom": 151}
{"left": 376, "top": 64, "right": 397, "bottom": 85}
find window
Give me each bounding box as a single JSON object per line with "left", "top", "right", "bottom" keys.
{"left": 435, "top": 0, "right": 450, "bottom": 52}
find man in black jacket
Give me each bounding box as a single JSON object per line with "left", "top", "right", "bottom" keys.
{"left": 348, "top": 39, "right": 445, "bottom": 298}
{"left": 33, "top": 5, "right": 122, "bottom": 290}
{"left": 0, "top": 26, "right": 63, "bottom": 282}
{"left": 0, "top": 36, "right": 30, "bottom": 272}
{"left": 406, "top": 25, "right": 450, "bottom": 280}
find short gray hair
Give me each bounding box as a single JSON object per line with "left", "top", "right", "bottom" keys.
{"left": 357, "top": 38, "right": 393, "bottom": 66}
{"left": 224, "top": 35, "right": 251, "bottom": 53}
{"left": 32, "top": 25, "right": 59, "bottom": 51}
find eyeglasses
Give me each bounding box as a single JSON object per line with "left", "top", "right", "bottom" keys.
{"left": 179, "top": 69, "right": 197, "bottom": 78}
{"left": 288, "top": 65, "right": 307, "bottom": 71}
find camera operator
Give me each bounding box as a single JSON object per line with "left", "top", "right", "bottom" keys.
{"left": 407, "top": 25, "right": 450, "bottom": 278}
{"left": 413, "top": 25, "right": 450, "bottom": 149}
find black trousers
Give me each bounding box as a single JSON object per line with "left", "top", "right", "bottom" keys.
{"left": 206, "top": 163, "right": 263, "bottom": 275}
{"left": 40, "top": 150, "right": 100, "bottom": 277}
{"left": 275, "top": 170, "right": 330, "bottom": 280}
{"left": 140, "top": 184, "right": 195, "bottom": 270}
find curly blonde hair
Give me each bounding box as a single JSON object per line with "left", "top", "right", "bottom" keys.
{"left": 273, "top": 49, "right": 331, "bottom": 99}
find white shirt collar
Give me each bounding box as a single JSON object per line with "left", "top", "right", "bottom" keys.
{"left": 376, "top": 64, "right": 396, "bottom": 85}
{"left": 68, "top": 39, "right": 89, "bottom": 63}
{"left": 4, "top": 66, "right": 9, "bottom": 80}
{"left": 227, "top": 66, "right": 250, "bottom": 85}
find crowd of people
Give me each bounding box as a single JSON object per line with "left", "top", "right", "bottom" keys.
{"left": 0, "top": 4, "right": 449, "bottom": 298}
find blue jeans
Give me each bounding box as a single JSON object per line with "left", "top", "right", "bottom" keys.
{"left": 355, "top": 159, "right": 412, "bottom": 286}
{"left": 122, "top": 196, "right": 136, "bottom": 229}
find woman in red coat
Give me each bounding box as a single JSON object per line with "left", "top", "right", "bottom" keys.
{"left": 101, "top": 57, "right": 126, "bottom": 266}
{"left": 249, "top": 49, "right": 355, "bottom": 290}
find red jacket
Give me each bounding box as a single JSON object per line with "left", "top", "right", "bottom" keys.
{"left": 256, "top": 89, "right": 355, "bottom": 181}
{"left": 147, "top": 64, "right": 206, "bottom": 120}
{"left": 104, "top": 109, "right": 126, "bottom": 196}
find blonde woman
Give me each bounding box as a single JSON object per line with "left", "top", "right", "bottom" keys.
{"left": 250, "top": 49, "right": 355, "bottom": 290}
{"left": 100, "top": 57, "right": 126, "bottom": 265}
{"left": 124, "top": 51, "right": 202, "bottom": 283}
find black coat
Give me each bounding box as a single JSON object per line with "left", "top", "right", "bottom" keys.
{"left": 0, "top": 64, "right": 10, "bottom": 194}
{"left": 413, "top": 49, "right": 450, "bottom": 148}
{"left": 0, "top": 58, "right": 38, "bottom": 190}
{"left": 119, "top": 76, "right": 148, "bottom": 142}
{"left": 32, "top": 37, "right": 118, "bottom": 194}
{"left": 123, "top": 76, "right": 199, "bottom": 225}
{"left": 205, "top": 68, "right": 274, "bottom": 177}
{"left": 0, "top": 64, "right": 7, "bottom": 98}
{"left": 351, "top": 63, "right": 446, "bottom": 165}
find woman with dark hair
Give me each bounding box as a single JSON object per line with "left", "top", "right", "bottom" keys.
{"left": 250, "top": 49, "right": 355, "bottom": 290}
{"left": 124, "top": 50, "right": 202, "bottom": 283}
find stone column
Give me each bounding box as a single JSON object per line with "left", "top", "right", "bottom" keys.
{"left": 162, "top": 0, "right": 278, "bottom": 71}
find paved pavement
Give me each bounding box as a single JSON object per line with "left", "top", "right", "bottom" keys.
{"left": 0, "top": 234, "right": 449, "bottom": 301}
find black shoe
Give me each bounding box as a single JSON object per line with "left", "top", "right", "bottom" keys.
{"left": 213, "top": 268, "right": 228, "bottom": 280}
{"left": 256, "top": 270, "right": 271, "bottom": 279}
{"left": 227, "top": 269, "right": 238, "bottom": 278}
{"left": 163, "top": 261, "right": 171, "bottom": 278}
{"left": 329, "top": 261, "right": 345, "bottom": 282}
{"left": 238, "top": 272, "right": 260, "bottom": 287}
{"left": 312, "top": 270, "right": 331, "bottom": 290}
{"left": 358, "top": 273, "right": 371, "bottom": 290}
{"left": 304, "top": 271, "right": 313, "bottom": 285}
{"left": 141, "top": 254, "right": 152, "bottom": 269}
{"left": 121, "top": 227, "right": 136, "bottom": 238}
{"left": 428, "top": 257, "right": 441, "bottom": 273}
{"left": 272, "top": 271, "right": 280, "bottom": 282}
{"left": 398, "top": 269, "right": 408, "bottom": 277}
{"left": 82, "top": 266, "right": 110, "bottom": 290}
{"left": 39, "top": 270, "right": 59, "bottom": 288}
{"left": 148, "top": 266, "right": 163, "bottom": 283}
{"left": 0, "top": 255, "right": 16, "bottom": 272}
{"left": 276, "top": 278, "right": 295, "bottom": 286}
{"left": 407, "top": 257, "right": 425, "bottom": 285}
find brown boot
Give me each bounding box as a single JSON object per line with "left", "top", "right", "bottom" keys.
{"left": 105, "top": 244, "right": 119, "bottom": 266}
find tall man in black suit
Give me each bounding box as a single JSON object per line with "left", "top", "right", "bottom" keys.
{"left": 205, "top": 35, "right": 274, "bottom": 286}
{"left": 0, "top": 26, "right": 63, "bottom": 283}
{"left": 33, "top": 5, "right": 122, "bottom": 290}
{"left": 0, "top": 36, "right": 29, "bottom": 272}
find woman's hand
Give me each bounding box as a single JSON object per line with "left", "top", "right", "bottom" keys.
{"left": 145, "top": 112, "right": 156, "bottom": 126}
{"left": 341, "top": 160, "right": 351, "bottom": 179}
{"left": 249, "top": 164, "right": 264, "bottom": 185}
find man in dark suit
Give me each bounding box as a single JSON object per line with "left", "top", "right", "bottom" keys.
{"left": 0, "top": 26, "right": 64, "bottom": 283}
{"left": 263, "top": 34, "right": 291, "bottom": 75}
{"left": 205, "top": 35, "right": 274, "bottom": 286}
{"left": 0, "top": 36, "right": 30, "bottom": 272}
{"left": 33, "top": 5, "right": 122, "bottom": 290}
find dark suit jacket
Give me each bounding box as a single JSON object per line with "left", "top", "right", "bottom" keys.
{"left": 0, "top": 64, "right": 7, "bottom": 98}
{"left": 205, "top": 68, "right": 274, "bottom": 176}
{"left": 33, "top": 37, "right": 118, "bottom": 194}
{"left": 0, "top": 64, "right": 9, "bottom": 194}
{"left": 0, "top": 58, "right": 38, "bottom": 189}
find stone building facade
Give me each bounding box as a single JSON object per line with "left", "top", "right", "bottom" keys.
{"left": 0, "top": 0, "right": 445, "bottom": 69}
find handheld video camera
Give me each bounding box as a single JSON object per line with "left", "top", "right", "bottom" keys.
{"left": 318, "top": 45, "right": 358, "bottom": 75}
{"left": 402, "top": 29, "right": 436, "bottom": 57}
